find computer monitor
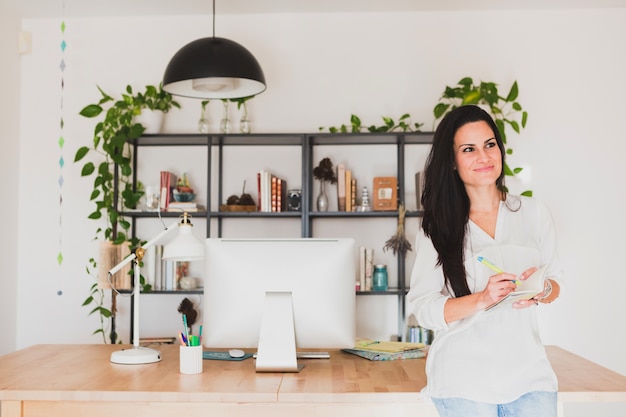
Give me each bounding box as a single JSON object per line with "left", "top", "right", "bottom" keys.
{"left": 203, "top": 238, "right": 356, "bottom": 372}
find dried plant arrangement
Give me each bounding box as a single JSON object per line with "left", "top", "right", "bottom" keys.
{"left": 313, "top": 157, "right": 338, "bottom": 184}
{"left": 383, "top": 204, "right": 412, "bottom": 257}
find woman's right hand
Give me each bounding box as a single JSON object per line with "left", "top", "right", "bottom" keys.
{"left": 477, "top": 272, "right": 518, "bottom": 309}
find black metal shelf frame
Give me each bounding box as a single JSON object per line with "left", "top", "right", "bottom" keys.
{"left": 124, "top": 131, "right": 433, "bottom": 341}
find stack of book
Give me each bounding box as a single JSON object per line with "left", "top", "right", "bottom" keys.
{"left": 166, "top": 201, "right": 205, "bottom": 212}
{"left": 342, "top": 339, "right": 426, "bottom": 361}
{"left": 336, "top": 163, "right": 357, "bottom": 212}
{"left": 257, "top": 170, "right": 287, "bottom": 212}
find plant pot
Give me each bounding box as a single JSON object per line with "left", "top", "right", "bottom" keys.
{"left": 134, "top": 109, "right": 164, "bottom": 134}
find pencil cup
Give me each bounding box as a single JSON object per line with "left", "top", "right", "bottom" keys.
{"left": 179, "top": 345, "right": 203, "bottom": 374}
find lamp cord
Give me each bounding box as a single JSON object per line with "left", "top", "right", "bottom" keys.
{"left": 212, "top": 0, "right": 216, "bottom": 38}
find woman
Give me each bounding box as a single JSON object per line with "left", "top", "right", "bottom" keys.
{"left": 407, "top": 105, "right": 562, "bottom": 417}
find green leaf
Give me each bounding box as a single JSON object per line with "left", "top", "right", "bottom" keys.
{"left": 522, "top": 111, "right": 528, "bottom": 128}
{"left": 79, "top": 104, "right": 103, "bottom": 118}
{"left": 462, "top": 90, "right": 481, "bottom": 105}
{"left": 458, "top": 77, "right": 473, "bottom": 87}
{"left": 509, "top": 120, "right": 520, "bottom": 134}
{"left": 513, "top": 167, "right": 523, "bottom": 174}
{"left": 74, "top": 146, "right": 90, "bottom": 162}
{"left": 506, "top": 81, "right": 519, "bottom": 102}
{"left": 433, "top": 103, "right": 450, "bottom": 119}
{"left": 81, "top": 162, "right": 95, "bottom": 176}
{"left": 521, "top": 190, "right": 533, "bottom": 197}
{"left": 512, "top": 102, "right": 522, "bottom": 111}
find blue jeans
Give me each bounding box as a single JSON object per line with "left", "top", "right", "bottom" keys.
{"left": 432, "top": 391, "right": 557, "bottom": 417}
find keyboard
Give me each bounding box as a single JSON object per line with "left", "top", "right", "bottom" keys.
{"left": 253, "top": 351, "right": 330, "bottom": 359}
{"left": 297, "top": 351, "right": 330, "bottom": 359}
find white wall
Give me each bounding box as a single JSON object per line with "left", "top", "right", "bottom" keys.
{"left": 11, "top": 6, "right": 626, "bottom": 387}
{"left": 0, "top": 2, "right": 20, "bottom": 355}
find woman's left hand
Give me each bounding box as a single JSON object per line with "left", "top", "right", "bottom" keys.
{"left": 512, "top": 267, "right": 539, "bottom": 309}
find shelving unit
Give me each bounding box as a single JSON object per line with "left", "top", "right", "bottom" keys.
{"left": 121, "top": 131, "right": 433, "bottom": 341}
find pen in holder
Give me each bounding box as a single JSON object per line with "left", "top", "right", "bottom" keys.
{"left": 179, "top": 345, "right": 203, "bottom": 374}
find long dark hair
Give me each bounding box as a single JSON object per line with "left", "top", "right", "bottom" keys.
{"left": 421, "top": 105, "right": 506, "bottom": 297}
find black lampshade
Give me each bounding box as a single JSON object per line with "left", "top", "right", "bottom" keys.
{"left": 163, "top": 36, "right": 266, "bottom": 99}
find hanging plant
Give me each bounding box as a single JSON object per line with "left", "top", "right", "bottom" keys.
{"left": 320, "top": 113, "right": 424, "bottom": 133}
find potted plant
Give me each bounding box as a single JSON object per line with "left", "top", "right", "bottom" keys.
{"left": 312, "top": 157, "right": 338, "bottom": 212}
{"left": 433, "top": 77, "right": 531, "bottom": 196}
{"left": 75, "top": 84, "right": 180, "bottom": 343}
{"left": 132, "top": 83, "right": 181, "bottom": 133}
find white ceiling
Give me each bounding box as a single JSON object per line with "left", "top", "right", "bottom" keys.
{"left": 4, "top": 0, "right": 626, "bottom": 19}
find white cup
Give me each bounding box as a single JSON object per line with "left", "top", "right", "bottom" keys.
{"left": 179, "top": 345, "right": 203, "bottom": 374}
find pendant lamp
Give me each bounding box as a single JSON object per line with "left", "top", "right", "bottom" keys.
{"left": 163, "top": 0, "right": 266, "bottom": 99}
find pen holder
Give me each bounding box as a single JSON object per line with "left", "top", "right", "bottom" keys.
{"left": 179, "top": 345, "right": 203, "bottom": 374}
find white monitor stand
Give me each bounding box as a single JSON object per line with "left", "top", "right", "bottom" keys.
{"left": 255, "top": 291, "right": 302, "bottom": 372}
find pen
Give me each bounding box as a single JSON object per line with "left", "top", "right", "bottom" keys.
{"left": 476, "top": 256, "right": 520, "bottom": 285}
{"left": 182, "top": 314, "right": 190, "bottom": 345}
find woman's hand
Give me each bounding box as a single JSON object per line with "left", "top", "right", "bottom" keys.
{"left": 477, "top": 271, "right": 519, "bottom": 309}
{"left": 512, "top": 267, "right": 539, "bottom": 309}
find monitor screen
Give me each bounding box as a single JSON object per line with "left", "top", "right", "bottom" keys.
{"left": 203, "top": 238, "right": 356, "bottom": 372}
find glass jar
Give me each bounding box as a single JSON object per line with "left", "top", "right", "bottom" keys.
{"left": 372, "top": 264, "right": 388, "bottom": 291}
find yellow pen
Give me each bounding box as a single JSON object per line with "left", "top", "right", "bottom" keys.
{"left": 476, "top": 256, "right": 520, "bottom": 285}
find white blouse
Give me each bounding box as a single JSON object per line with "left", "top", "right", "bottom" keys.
{"left": 407, "top": 195, "right": 563, "bottom": 403}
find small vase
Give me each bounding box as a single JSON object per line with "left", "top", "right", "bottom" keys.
{"left": 316, "top": 181, "right": 329, "bottom": 212}
{"left": 239, "top": 101, "right": 251, "bottom": 134}
{"left": 220, "top": 100, "right": 231, "bottom": 133}
{"left": 197, "top": 101, "right": 209, "bottom": 133}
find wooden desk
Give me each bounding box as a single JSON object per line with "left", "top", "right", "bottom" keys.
{"left": 0, "top": 344, "right": 624, "bottom": 417}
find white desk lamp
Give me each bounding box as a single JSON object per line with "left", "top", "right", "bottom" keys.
{"left": 108, "top": 212, "right": 204, "bottom": 364}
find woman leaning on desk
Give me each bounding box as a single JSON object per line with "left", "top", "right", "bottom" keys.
{"left": 407, "top": 105, "right": 562, "bottom": 417}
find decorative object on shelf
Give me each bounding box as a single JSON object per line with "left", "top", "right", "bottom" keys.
{"left": 317, "top": 181, "right": 329, "bottom": 212}
{"left": 232, "top": 96, "right": 253, "bottom": 134}
{"left": 220, "top": 99, "right": 231, "bottom": 133}
{"left": 197, "top": 100, "right": 209, "bottom": 133}
{"left": 383, "top": 204, "right": 412, "bottom": 257}
{"left": 107, "top": 213, "right": 204, "bottom": 364}
{"left": 76, "top": 84, "right": 179, "bottom": 344}
{"left": 162, "top": 0, "right": 266, "bottom": 99}
{"left": 433, "top": 77, "right": 531, "bottom": 196}
{"left": 287, "top": 189, "right": 302, "bottom": 212}
{"left": 319, "top": 113, "right": 424, "bottom": 133}
{"left": 358, "top": 186, "right": 372, "bottom": 212}
{"left": 313, "top": 157, "right": 338, "bottom": 212}
{"left": 372, "top": 176, "right": 398, "bottom": 211}
{"left": 221, "top": 180, "right": 257, "bottom": 212}
{"left": 372, "top": 264, "right": 389, "bottom": 291}
{"left": 174, "top": 173, "right": 196, "bottom": 202}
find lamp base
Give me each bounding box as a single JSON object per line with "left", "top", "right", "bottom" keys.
{"left": 110, "top": 346, "right": 161, "bottom": 365}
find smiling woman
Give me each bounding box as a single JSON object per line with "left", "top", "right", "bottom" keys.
{"left": 407, "top": 105, "right": 563, "bottom": 417}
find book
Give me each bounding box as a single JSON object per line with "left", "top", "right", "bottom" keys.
{"left": 486, "top": 264, "right": 548, "bottom": 311}
{"left": 364, "top": 248, "right": 374, "bottom": 290}
{"left": 415, "top": 171, "right": 424, "bottom": 211}
{"left": 337, "top": 164, "right": 346, "bottom": 211}
{"left": 159, "top": 171, "right": 177, "bottom": 209}
{"left": 342, "top": 348, "right": 426, "bottom": 361}
{"left": 345, "top": 169, "right": 352, "bottom": 212}
{"left": 350, "top": 178, "right": 357, "bottom": 212}
{"left": 358, "top": 246, "right": 366, "bottom": 291}
{"left": 372, "top": 176, "right": 398, "bottom": 211}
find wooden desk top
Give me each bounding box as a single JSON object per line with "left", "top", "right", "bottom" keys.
{"left": 0, "top": 344, "right": 624, "bottom": 404}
